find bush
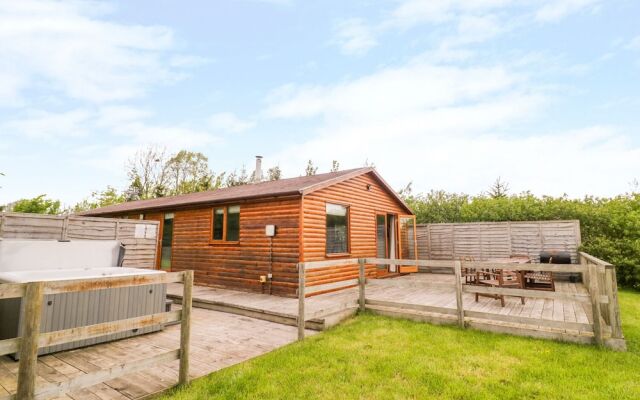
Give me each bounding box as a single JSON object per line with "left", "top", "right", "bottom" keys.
{"left": 405, "top": 191, "right": 640, "bottom": 289}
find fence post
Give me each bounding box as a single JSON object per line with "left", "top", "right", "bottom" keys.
{"left": 605, "top": 266, "right": 623, "bottom": 339}
{"left": 587, "top": 264, "right": 604, "bottom": 346}
{"left": 178, "top": 270, "right": 193, "bottom": 386}
{"left": 61, "top": 215, "right": 69, "bottom": 241}
{"left": 17, "top": 281, "right": 45, "bottom": 400}
{"left": 358, "top": 259, "right": 366, "bottom": 312}
{"left": 453, "top": 261, "right": 465, "bottom": 328}
{"left": 580, "top": 254, "right": 589, "bottom": 287}
{"left": 297, "top": 263, "right": 305, "bottom": 340}
{"left": 0, "top": 212, "right": 5, "bottom": 238}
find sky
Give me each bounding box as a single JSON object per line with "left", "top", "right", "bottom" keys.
{"left": 1, "top": 0, "right": 639, "bottom": 207}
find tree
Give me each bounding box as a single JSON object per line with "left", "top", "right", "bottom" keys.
{"left": 74, "top": 186, "right": 126, "bottom": 212}
{"left": 398, "top": 182, "right": 413, "bottom": 199}
{"left": 488, "top": 177, "right": 510, "bottom": 199}
{"left": 125, "top": 146, "right": 170, "bottom": 200}
{"left": 0, "top": 172, "right": 4, "bottom": 212}
{"left": 363, "top": 159, "right": 376, "bottom": 168}
{"left": 10, "top": 194, "right": 61, "bottom": 214}
{"left": 225, "top": 166, "right": 250, "bottom": 187}
{"left": 330, "top": 160, "right": 340, "bottom": 172}
{"left": 267, "top": 165, "right": 282, "bottom": 181}
{"left": 165, "top": 150, "right": 222, "bottom": 195}
{"left": 304, "top": 160, "right": 318, "bottom": 176}
{"left": 631, "top": 178, "right": 639, "bottom": 193}
{"left": 0, "top": 172, "right": 4, "bottom": 210}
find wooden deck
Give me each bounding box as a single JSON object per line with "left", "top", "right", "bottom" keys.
{"left": 367, "top": 274, "right": 592, "bottom": 325}
{"left": 364, "top": 274, "right": 600, "bottom": 344}
{"left": 166, "top": 283, "right": 360, "bottom": 330}
{"left": 0, "top": 306, "right": 311, "bottom": 400}
{"left": 0, "top": 273, "right": 611, "bottom": 398}
{"left": 169, "top": 272, "right": 600, "bottom": 343}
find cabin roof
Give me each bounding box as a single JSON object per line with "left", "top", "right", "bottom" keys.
{"left": 80, "top": 167, "right": 412, "bottom": 216}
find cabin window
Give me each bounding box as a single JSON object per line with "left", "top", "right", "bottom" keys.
{"left": 213, "top": 208, "right": 225, "bottom": 240}
{"left": 212, "top": 205, "right": 241, "bottom": 242}
{"left": 227, "top": 205, "right": 240, "bottom": 241}
{"left": 326, "top": 203, "right": 349, "bottom": 254}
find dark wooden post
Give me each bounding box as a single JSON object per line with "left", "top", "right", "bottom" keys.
{"left": 17, "top": 281, "right": 45, "bottom": 400}
{"left": 297, "top": 263, "right": 305, "bottom": 340}
{"left": 61, "top": 215, "right": 69, "bottom": 241}
{"left": 358, "top": 259, "right": 366, "bottom": 311}
{"left": 453, "top": 260, "right": 465, "bottom": 328}
{"left": 178, "top": 270, "right": 193, "bottom": 385}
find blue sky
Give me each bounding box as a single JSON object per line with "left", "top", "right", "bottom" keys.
{"left": 1, "top": 0, "right": 639, "bottom": 207}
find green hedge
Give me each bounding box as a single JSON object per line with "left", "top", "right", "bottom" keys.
{"left": 405, "top": 191, "right": 640, "bottom": 289}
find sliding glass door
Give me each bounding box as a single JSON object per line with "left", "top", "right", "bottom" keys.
{"left": 160, "top": 213, "right": 174, "bottom": 270}
{"left": 398, "top": 215, "right": 418, "bottom": 273}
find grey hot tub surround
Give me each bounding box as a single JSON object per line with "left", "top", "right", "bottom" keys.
{"left": 0, "top": 239, "right": 166, "bottom": 359}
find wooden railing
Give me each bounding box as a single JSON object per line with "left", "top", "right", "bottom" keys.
{"left": 296, "top": 256, "right": 625, "bottom": 350}
{"left": 0, "top": 270, "right": 193, "bottom": 400}
{"left": 296, "top": 258, "right": 360, "bottom": 339}
{"left": 578, "top": 252, "right": 624, "bottom": 346}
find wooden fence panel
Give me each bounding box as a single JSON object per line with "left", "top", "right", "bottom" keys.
{"left": 418, "top": 220, "right": 581, "bottom": 263}
{"left": 0, "top": 212, "right": 159, "bottom": 269}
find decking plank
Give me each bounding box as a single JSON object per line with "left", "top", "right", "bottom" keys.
{"left": 0, "top": 307, "right": 304, "bottom": 400}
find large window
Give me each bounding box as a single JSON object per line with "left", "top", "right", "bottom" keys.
{"left": 212, "top": 205, "right": 240, "bottom": 242}
{"left": 326, "top": 203, "right": 349, "bottom": 254}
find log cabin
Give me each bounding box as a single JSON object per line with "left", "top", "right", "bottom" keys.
{"left": 82, "top": 166, "right": 417, "bottom": 297}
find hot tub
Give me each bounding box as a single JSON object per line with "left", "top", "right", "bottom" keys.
{"left": 0, "top": 239, "right": 167, "bottom": 358}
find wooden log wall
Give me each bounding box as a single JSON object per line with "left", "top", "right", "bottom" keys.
{"left": 0, "top": 212, "right": 159, "bottom": 269}
{"left": 417, "top": 220, "right": 581, "bottom": 264}
{"left": 301, "top": 172, "right": 410, "bottom": 290}
{"left": 168, "top": 197, "right": 301, "bottom": 297}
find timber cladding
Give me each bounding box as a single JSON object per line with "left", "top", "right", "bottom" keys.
{"left": 302, "top": 173, "right": 410, "bottom": 290}
{"left": 168, "top": 197, "right": 301, "bottom": 297}
{"left": 417, "top": 220, "right": 581, "bottom": 263}
{"left": 0, "top": 212, "right": 159, "bottom": 268}
{"left": 76, "top": 169, "right": 414, "bottom": 297}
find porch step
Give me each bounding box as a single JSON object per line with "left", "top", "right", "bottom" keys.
{"left": 366, "top": 304, "right": 458, "bottom": 325}
{"left": 376, "top": 272, "right": 407, "bottom": 279}
{"left": 168, "top": 294, "right": 357, "bottom": 331}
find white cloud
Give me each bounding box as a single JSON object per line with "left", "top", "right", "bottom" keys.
{"left": 333, "top": 18, "right": 378, "bottom": 56}
{"left": 265, "top": 63, "right": 521, "bottom": 121}
{"left": 208, "top": 112, "right": 256, "bottom": 133}
{"left": 0, "top": 0, "right": 194, "bottom": 105}
{"left": 3, "top": 105, "right": 220, "bottom": 150}
{"left": 3, "top": 109, "right": 93, "bottom": 139}
{"left": 263, "top": 60, "right": 640, "bottom": 197}
{"left": 535, "top": 0, "right": 601, "bottom": 22}
{"left": 387, "top": 0, "right": 512, "bottom": 29}
{"left": 626, "top": 36, "right": 640, "bottom": 51}
{"left": 331, "top": 0, "right": 604, "bottom": 59}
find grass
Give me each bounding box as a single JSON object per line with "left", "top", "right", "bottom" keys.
{"left": 160, "top": 290, "right": 640, "bottom": 399}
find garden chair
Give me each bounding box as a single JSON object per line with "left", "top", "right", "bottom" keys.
{"left": 459, "top": 256, "right": 477, "bottom": 285}
{"left": 475, "top": 269, "right": 525, "bottom": 307}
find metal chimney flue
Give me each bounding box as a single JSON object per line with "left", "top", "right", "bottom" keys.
{"left": 252, "top": 156, "right": 263, "bottom": 183}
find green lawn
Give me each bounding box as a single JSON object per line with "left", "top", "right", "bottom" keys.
{"left": 160, "top": 290, "right": 640, "bottom": 399}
